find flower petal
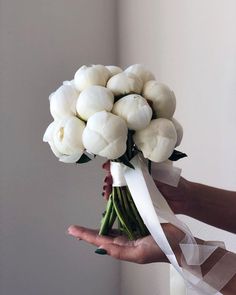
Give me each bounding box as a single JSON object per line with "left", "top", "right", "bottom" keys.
{"left": 59, "top": 152, "right": 83, "bottom": 163}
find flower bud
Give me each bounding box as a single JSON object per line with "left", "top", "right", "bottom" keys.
{"left": 112, "top": 94, "right": 152, "bottom": 130}
{"left": 142, "top": 81, "right": 176, "bottom": 119}
{"left": 82, "top": 111, "right": 127, "bottom": 159}
{"left": 74, "top": 65, "right": 110, "bottom": 91}
{"left": 63, "top": 79, "right": 77, "bottom": 88}
{"left": 106, "top": 65, "right": 123, "bottom": 77}
{"left": 125, "top": 64, "right": 155, "bottom": 85}
{"left": 49, "top": 84, "right": 79, "bottom": 120}
{"left": 76, "top": 85, "right": 114, "bottom": 121}
{"left": 43, "top": 116, "right": 85, "bottom": 163}
{"left": 133, "top": 118, "right": 177, "bottom": 162}
{"left": 94, "top": 64, "right": 111, "bottom": 81}
{"left": 172, "top": 118, "right": 183, "bottom": 147}
{"left": 107, "top": 72, "right": 143, "bottom": 96}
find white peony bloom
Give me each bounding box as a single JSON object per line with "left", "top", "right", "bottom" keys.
{"left": 133, "top": 118, "right": 177, "bottom": 163}
{"left": 112, "top": 94, "right": 152, "bottom": 130}
{"left": 93, "top": 64, "right": 111, "bottom": 81}
{"left": 106, "top": 65, "right": 123, "bottom": 77}
{"left": 142, "top": 81, "right": 176, "bottom": 119}
{"left": 43, "top": 116, "right": 85, "bottom": 163}
{"left": 125, "top": 64, "right": 155, "bottom": 85}
{"left": 172, "top": 118, "right": 183, "bottom": 147}
{"left": 82, "top": 111, "right": 128, "bottom": 159}
{"left": 63, "top": 79, "right": 78, "bottom": 89}
{"left": 106, "top": 72, "right": 143, "bottom": 96}
{"left": 76, "top": 85, "right": 114, "bottom": 121}
{"left": 49, "top": 84, "right": 79, "bottom": 120}
{"left": 74, "top": 64, "right": 110, "bottom": 91}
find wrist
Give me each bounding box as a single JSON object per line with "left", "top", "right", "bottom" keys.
{"left": 176, "top": 178, "right": 195, "bottom": 216}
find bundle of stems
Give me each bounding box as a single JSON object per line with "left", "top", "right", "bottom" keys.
{"left": 99, "top": 185, "right": 149, "bottom": 240}
{"left": 99, "top": 130, "right": 149, "bottom": 240}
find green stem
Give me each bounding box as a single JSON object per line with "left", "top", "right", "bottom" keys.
{"left": 120, "top": 187, "right": 140, "bottom": 232}
{"left": 108, "top": 204, "right": 117, "bottom": 229}
{"left": 126, "top": 189, "right": 149, "bottom": 236}
{"left": 113, "top": 187, "right": 135, "bottom": 240}
{"left": 99, "top": 195, "right": 113, "bottom": 236}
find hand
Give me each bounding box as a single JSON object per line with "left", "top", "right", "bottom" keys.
{"left": 155, "top": 178, "right": 192, "bottom": 215}
{"left": 102, "top": 160, "right": 191, "bottom": 215}
{"left": 68, "top": 223, "right": 184, "bottom": 264}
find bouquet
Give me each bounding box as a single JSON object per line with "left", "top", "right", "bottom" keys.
{"left": 43, "top": 64, "right": 186, "bottom": 240}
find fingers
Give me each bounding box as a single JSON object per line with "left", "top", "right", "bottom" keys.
{"left": 102, "top": 160, "right": 110, "bottom": 172}
{"left": 100, "top": 243, "right": 143, "bottom": 263}
{"left": 68, "top": 225, "right": 114, "bottom": 247}
{"left": 68, "top": 225, "right": 143, "bottom": 263}
{"left": 102, "top": 160, "right": 112, "bottom": 199}
{"left": 103, "top": 175, "right": 113, "bottom": 199}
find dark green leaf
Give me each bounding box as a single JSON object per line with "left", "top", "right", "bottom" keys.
{"left": 169, "top": 150, "right": 187, "bottom": 161}
{"left": 118, "top": 154, "right": 135, "bottom": 169}
{"left": 76, "top": 153, "right": 92, "bottom": 164}
{"left": 127, "top": 130, "right": 135, "bottom": 160}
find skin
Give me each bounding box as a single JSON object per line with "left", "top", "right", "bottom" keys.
{"left": 68, "top": 161, "right": 236, "bottom": 295}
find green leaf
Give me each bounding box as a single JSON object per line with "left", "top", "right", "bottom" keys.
{"left": 169, "top": 150, "right": 187, "bottom": 161}
{"left": 76, "top": 153, "right": 93, "bottom": 164}
{"left": 127, "top": 130, "right": 135, "bottom": 160}
{"left": 118, "top": 154, "right": 135, "bottom": 169}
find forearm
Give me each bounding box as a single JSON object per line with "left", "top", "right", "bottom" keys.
{"left": 175, "top": 237, "right": 236, "bottom": 295}
{"left": 186, "top": 181, "right": 236, "bottom": 233}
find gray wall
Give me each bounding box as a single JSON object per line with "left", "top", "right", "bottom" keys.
{"left": 117, "top": 0, "right": 236, "bottom": 294}
{"left": 0, "top": 1, "right": 120, "bottom": 294}
{"left": 118, "top": 0, "right": 236, "bottom": 295}
{"left": 2, "top": 1, "right": 236, "bottom": 295}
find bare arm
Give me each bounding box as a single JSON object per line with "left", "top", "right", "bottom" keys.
{"left": 156, "top": 178, "right": 236, "bottom": 233}
{"left": 68, "top": 225, "right": 236, "bottom": 295}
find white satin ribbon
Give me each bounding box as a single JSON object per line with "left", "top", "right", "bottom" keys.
{"left": 110, "top": 156, "right": 235, "bottom": 294}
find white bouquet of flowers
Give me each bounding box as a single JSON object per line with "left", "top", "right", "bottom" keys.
{"left": 43, "top": 64, "right": 186, "bottom": 240}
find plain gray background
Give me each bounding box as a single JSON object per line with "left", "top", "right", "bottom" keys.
{"left": 1, "top": 1, "right": 236, "bottom": 295}
{"left": 0, "top": 1, "right": 120, "bottom": 294}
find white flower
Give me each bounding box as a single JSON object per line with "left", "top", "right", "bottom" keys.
{"left": 133, "top": 118, "right": 177, "bottom": 162}
{"left": 43, "top": 116, "right": 85, "bottom": 163}
{"left": 172, "top": 118, "right": 183, "bottom": 147}
{"left": 106, "top": 72, "right": 143, "bottom": 96}
{"left": 125, "top": 64, "right": 155, "bottom": 85}
{"left": 112, "top": 94, "right": 152, "bottom": 130}
{"left": 74, "top": 64, "right": 110, "bottom": 91}
{"left": 106, "top": 65, "right": 123, "bottom": 77}
{"left": 82, "top": 111, "right": 127, "bottom": 159}
{"left": 94, "top": 64, "right": 111, "bottom": 81}
{"left": 63, "top": 79, "right": 78, "bottom": 88}
{"left": 142, "top": 81, "right": 176, "bottom": 119}
{"left": 76, "top": 85, "right": 114, "bottom": 121}
{"left": 49, "top": 84, "right": 79, "bottom": 120}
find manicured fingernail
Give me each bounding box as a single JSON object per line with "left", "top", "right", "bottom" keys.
{"left": 95, "top": 248, "right": 107, "bottom": 255}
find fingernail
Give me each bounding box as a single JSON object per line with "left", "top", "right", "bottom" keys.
{"left": 95, "top": 248, "right": 107, "bottom": 255}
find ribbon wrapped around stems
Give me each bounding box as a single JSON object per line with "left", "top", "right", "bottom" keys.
{"left": 110, "top": 156, "right": 236, "bottom": 295}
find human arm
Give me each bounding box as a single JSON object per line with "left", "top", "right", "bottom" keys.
{"left": 68, "top": 224, "right": 236, "bottom": 295}
{"left": 102, "top": 161, "right": 236, "bottom": 233}
{"left": 156, "top": 178, "right": 236, "bottom": 233}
